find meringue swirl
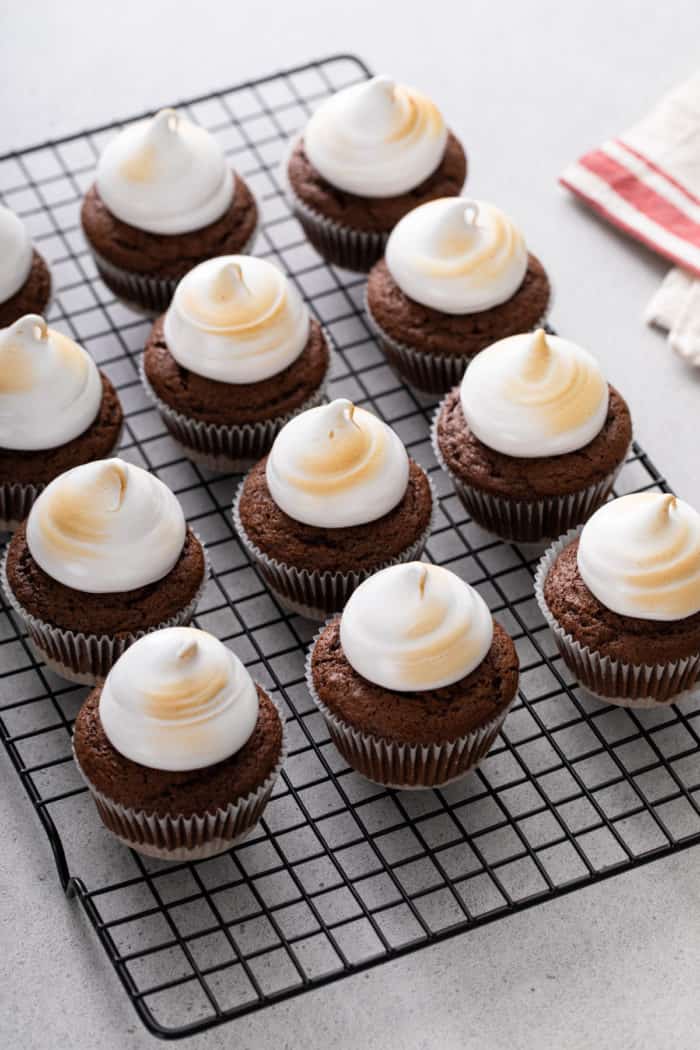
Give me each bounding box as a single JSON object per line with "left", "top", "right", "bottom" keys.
{"left": 303, "top": 75, "right": 448, "bottom": 197}
{"left": 577, "top": 493, "right": 700, "bottom": 621}
{"left": 99, "top": 627, "right": 259, "bottom": 771}
{"left": 0, "top": 206, "right": 33, "bottom": 302}
{"left": 266, "top": 398, "right": 409, "bottom": 528}
{"left": 0, "top": 315, "right": 103, "bottom": 451}
{"left": 26, "top": 458, "right": 187, "bottom": 593}
{"left": 340, "top": 562, "right": 494, "bottom": 690}
{"left": 460, "top": 329, "right": 609, "bottom": 458}
{"left": 163, "top": 256, "right": 310, "bottom": 383}
{"left": 385, "top": 197, "right": 528, "bottom": 314}
{"left": 96, "top": 108, "right": 234, "bottom": 235}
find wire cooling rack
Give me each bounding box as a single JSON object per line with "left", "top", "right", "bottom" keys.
{"left": 2, "top": 53, "right": 700, "bottom": 1040}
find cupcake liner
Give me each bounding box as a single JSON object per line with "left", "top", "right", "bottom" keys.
{"left": 89, "top": 223, "right": 259, "bottom": 314}
{"left": 139, "top": 342, "right": 331, "bottom": 475}
{"left": 431, "top": 407, "right": 628, "bottom": 544}
{"left": 305, "top": 626, "right": 514, "bottom": 789}
{"left": 232, "top": 472, "right": 437, "bottom": 621}
{"left": 366, "top": 288, "right": 553, "bottom": 397}
{"left": 72, "top": 699, "right": 288, "bottom": 861}
{"left": 0, "top": 533, "right": 210, "bottom": 685}
{"left": 534, "top": 527, "right": 700, "bottom": 707}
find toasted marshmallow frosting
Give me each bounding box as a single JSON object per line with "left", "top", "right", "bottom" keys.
{"left": 385, "top": 198, "right": 528, "bottom": 314}
{"left": 99, "top": 627, "right": 259, "bottom": 772}
{"left": 0, "top": 206, "right": 33, "bottom": 302}
{"left": 340, "top": 562, "right": 494, "bottom": 690}
{"left": 577, "top": 493, "right": 700, "bottom": 621}
{"left": 265, "top": 398, "right": 409, "bottom": 528}
{"left": 26, "top": 459, "right": 187, "bottom": 593}
{"left": 303, "top": 75, "right": 448, "bottom": 197}
{"left": 163, "top": 256, "right": 310, "bottom": 383}
{"left": 0, "top": 315, "right": 103, "bottom": 451}
{"left": 96, "top": 108, "right": 233, "bottom": 235}
{"left": 460, "top": 329, "right": 609, "bottom": 458}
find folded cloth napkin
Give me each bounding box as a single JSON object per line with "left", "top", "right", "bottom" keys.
{"left": 560, "top": 71, "right": 700, "bottom": 364}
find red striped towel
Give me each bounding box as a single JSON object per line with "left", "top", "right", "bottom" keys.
{"left": 560, "top": 72, "right": 700, "bottom": 363}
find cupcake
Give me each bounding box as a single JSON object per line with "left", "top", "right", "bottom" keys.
{"left": 432, "top": 329, "right": 632, "bottom": 543}
{"left": 81, "top": 108, "right": 258, "bottom": 312}
{"left": 0, "top": 315, "right": 123, "bottom": 531}
{"left": 73, "top": 626, "right": 286, "bottom": 860}
{"left": 366, "top": 197, "right": 552, "bottom": 394}
{"left": 285, "top": 75, "right": 466, "bottom": 272}
{"left": 2, "top": 458, "right": 207, "bottom": 683}
{"left": 307, "top": 562, "right": 519, "bottom": 788}
{"left": 0, "top": 205, "right": 51, "bottom": 326}
{"left": 234, "top": 398, "right": 434, "bottom": 619}
{"left": 141, "top": 255, "right": 330, "bottom": 472}
{"left": 535, "top": 493, "right": 700, "bottom": 708}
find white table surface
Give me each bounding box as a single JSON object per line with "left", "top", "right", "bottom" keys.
{"left": 2, "top": 1, "right": 700, "bottom": 1047}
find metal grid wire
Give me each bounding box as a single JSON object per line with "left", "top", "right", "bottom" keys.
{"left": 2, "top": 54, "right": 700, "bottom": 1040}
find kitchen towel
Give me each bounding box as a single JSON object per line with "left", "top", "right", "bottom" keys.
{"left": 560, "top": 71, "right": 700, "bottom": 365}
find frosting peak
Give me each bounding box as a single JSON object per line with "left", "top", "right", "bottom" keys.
{"left": 163, "top": 255, "right": 309, "bottom": 383}
{"left": 577, "top": 493, "right": 700, "bottom": 621}
{"left": 99, "top": 627, "right": 259, "bottom": 772}
{"left": 460, "top": 330, "right": 609, "bottom": 458}
{"left": 385, "top": 197, "right": 528, "bottom": 314}
{"left": 0, "top": 206, "right": 33, "bottom": 303}
{"left": 266, "top": 399, "right": 409, "bottom": 527}
{"left": 96, "top": 108, "right": 234, "bottom": 235}
{"left": 0, "top": 315, "right": 103, "bottom": 451}
{"left": 340, "top": 562, "right": 494, "bottom": 690}
{"left": 26, "top": 458, "right": 187, "bottom": 593}
{"left": 303, "top": 75, "right": 448, "bottom": 197}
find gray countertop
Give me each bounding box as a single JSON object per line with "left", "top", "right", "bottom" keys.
{"left": 2, "top": 1, "right": 700, "bottom": 1047}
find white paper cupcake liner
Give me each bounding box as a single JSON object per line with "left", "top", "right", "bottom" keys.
{"left": 1, "top": 533, "right": 210, "bottom": 685}
{"left": 232, "top": 471, "right": 437, "bottom": 620}
{"left": 534, "top": 526, "right": 700, "bottom": 707}
{"left": 139, "top": 343, "right": 331, "bottom": 474}
{"left": 430, "top": 406, "right": 627, "bottom": 544}
{"left": 366, "top": 287, "right": 553, "bottom": 397}
{"left": 305, "top": 625, "right": 514, "bottom": 789}
{"left": 89, "top": 222, "right": 259, "bottom": 314}
{"left": 72, "top": 698, "right": 287, "bottom": 861}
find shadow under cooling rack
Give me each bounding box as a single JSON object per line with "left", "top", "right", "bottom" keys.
{"left": 2, "top": 54, "right": 700, "bottom": 1040}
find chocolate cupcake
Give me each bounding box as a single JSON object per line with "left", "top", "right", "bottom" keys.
{"left": 234, "top": 398, "right": 434, "bottom": 619}
{"left": 0, "top": 315, "right": 123, "bottom": 531}
{"left": 0, "top": 205, "right": 51, "bottom": 327}
{"left": 366, "top": 197, "right": 551, "bottom": 394}
{"left": 81, "top": 109, "right": 258, "bottom": 312}
{"left": 73, "top": 626, "right": 286, "bottom": 860}
{"left": 535, "top": 494, "right": 700, "bottom": 708}
{"left": 285, "top": 75, "right": 466, "bottom": 272}
{"left": 432, "top": 329, "right": 632, "bottom": 543}
{"left": 141, "top": 255, "right": 330, "bottom": 472}
{"left": 307, "top": 562, "right": 519, "bottom": 788}
{"left": 2, "top": 458, "right": 207, "bottom": 683}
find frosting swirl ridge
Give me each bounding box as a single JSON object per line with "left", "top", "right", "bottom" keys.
{"left": 0, "top": 206, "right": 33, "bottom": 302}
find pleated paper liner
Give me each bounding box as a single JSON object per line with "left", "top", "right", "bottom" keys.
{"left": 534, "top": 526, "right": 700, "bottom": 708}
{"left": 232, "top": 471, "right": 437, "bottom": 621}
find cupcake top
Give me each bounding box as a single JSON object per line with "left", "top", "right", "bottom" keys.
{"left": 340, "top": 562, "right": 493, "bottom": 690}
{"left": 0, "top": 315, "right": 103, "bottom": 451}
{"left": 0, "top": 205, "right": 33, "bottom": 302}
{"left": 459, "top": 329, "right": 609, "bottom": 457}
{"left": 385, "top": 197, "right": 528, "bottom": 314}
{"left": 577, "top": 493, "right": 700, "bottom": 622}
{"left": 163, "top": 256, "right": 310, "bottom": 384}
{"left": 266, "top": 398, "right": 409, "bottom": 527}
{"left": 26, "top": 458, "right": 186, "bottom": 593}
{"left": 303, "top": 75, "right": 447, "bottom": 197}
{"left": 99, "top": 627, "right": 259, "bottom": 772}
{"left": 96, "top": 108, "right": 233, "bottom": 235}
